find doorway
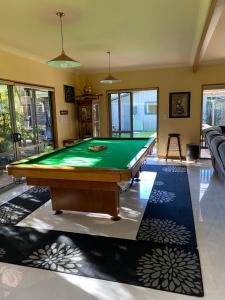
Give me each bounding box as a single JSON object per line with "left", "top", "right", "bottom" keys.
{"left": 108, "top": 89, "right": 158, "bottom": 140}
{"left": 201, "top": 85, "right": 225, "bottom": 158}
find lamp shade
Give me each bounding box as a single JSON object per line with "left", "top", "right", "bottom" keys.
{"left": 100, "top": 74, "right": 121, "bottom": 84}
{"left": 47, "top": 50, "right": 81, "bottom": 68}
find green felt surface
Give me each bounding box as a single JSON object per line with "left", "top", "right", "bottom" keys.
{"left": 21, "top": 138, "right": 153, "bottom": 169}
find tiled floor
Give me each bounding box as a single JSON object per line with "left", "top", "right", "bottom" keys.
{"left": 0, "top": 158, "right": 225, "bottom": 300}
{"left": 200, "top": 148, "right": 211, "bottom": 159}
{"left": 0, "top": 171, "right": 14, "bottom": 189}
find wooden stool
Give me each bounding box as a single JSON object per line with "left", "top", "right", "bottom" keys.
{"left": 166, "top": 133, "right": 182, "bottom": 161}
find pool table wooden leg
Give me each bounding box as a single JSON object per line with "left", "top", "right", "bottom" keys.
{"left": 130, "top": 169, "right": 141, "bottom": 187}
{"left": 111, "top": 215, "right": 121, "bottom": 221}
{"left": 134, "top": 170, "right": 141, "bottom": 182}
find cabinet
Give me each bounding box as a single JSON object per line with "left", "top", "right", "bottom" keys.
{"left": 76, "top": 94, "right": 102, "bottom": 139}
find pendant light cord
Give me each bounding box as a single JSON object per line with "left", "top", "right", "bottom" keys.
{"left": 107, "top": 51, "right": 111, "bottom": 75}
{"left": 60, "top": 14, "right": 64, "bottom": 52}
{"left": 56, "top": 12, "right": 65, "bottom": 53}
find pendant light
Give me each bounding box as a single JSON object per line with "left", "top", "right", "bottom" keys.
{"left": 100, "top": 51, "right": 121, "bottom": 84}
{"left": 47, "top": 12, "right": 80, "bottom": 68}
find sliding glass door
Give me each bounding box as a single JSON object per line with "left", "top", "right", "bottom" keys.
{"left": 13, "top": 86, "right": 54, "bottom": 159}
{"left": 35, "top": 90, "right": 54, "bottom": 152}
{"left": 110, "top": 93, "right": 132, "bottom": 137}
{"left": 109, "top": 89, "right": 157, "bottom": 139}
{"left": 133, "top": 90, "right": 157, "bottom": 138}
{"left": 0, "top": 83, "right": 54, "bottom": 189}
{"left": 14, "top": 86, "right": 38, "bottom": 159}
{"left": 0, "top": 84, "right": 15, "bottom": 187}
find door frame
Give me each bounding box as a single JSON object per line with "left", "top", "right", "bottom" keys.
{"left": 107, "top": 87, "right": 159, "bottom": 153}
{"left": 108, "top": 91, "right": 134, "bottom": 137}
{"left": 200, "top": 83, "right": 225, "bottom": 158}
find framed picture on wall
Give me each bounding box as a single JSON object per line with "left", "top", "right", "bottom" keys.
{"left": 169, "top": 92, "right": 190, "bottom": 118}
{"left": 64, "top": 85, "right": 75, "bottom": 103}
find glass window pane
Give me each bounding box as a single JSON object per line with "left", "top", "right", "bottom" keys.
{"left": 13, "top": 86, "right": 37, "bottom": 158}
{"left": 35, "top": 90, "right": 54, "bottom": 152}
{"left": 0, "top": 86, "right": 13, "bottom": 154}
{"left": 202, "top": 89, "right": 225, "bottom": 126}
{"left": 111, "top": 94, "right": 119, "bottom": 131}
{"left": 0, "top": 84, "right": 14, "bottom": 187}
{"left": 133, "top": 90, "right": 157, "bottom": 138}
{"left": 120, "top": 93, "right": 131, "bottom": 131}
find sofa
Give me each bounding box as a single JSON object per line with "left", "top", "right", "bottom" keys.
{"left": 203, "top": 126, "right": 225, "bottom": 177}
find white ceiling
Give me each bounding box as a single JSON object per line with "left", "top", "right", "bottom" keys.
{"left": 0, "top": 0, "right": 222, "bottom": 73}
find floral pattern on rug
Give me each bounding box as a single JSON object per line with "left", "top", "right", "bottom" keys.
{"left": 0, "top": 203, "right": 31, "bottom": 225}
{"left": 137, "top": 218, "right": 191, "bottom": 245}
{"left": 154, "top": 180, "right": 164, "bottom": 186}
{"left": 162, "top": 166, "right": 187, "bottom": 173}
{"left": 149, "top": 189, "right": 176, "bottom": 204}
{"left": 22, "top": 242, "right": 83, "bottom": 274}
{"left": 30, "top": 187, "right": 50, "bottom": 194}
{"left": 137, "top": 247, "right": 202, "bottom": 296}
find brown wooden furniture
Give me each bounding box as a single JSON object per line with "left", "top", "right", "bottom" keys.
{"left": 8, "top": 137, "right": 156, "bottom": 220}
{"left": 166, "top": 133, "right": 182, "bottom": 161}
{"left": 76, "top": 94, "right": 102, "bottom": 138}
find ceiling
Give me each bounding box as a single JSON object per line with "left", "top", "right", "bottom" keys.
{"left": 203, "top": 5, "right": 225, "bottom": 64}
{"left": 0, "top": 0, "right": 223, "bottom": 73}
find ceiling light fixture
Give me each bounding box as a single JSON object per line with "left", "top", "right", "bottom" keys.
{"left": 100, "top": 51, "right": 121, "bottom": 84}
{"left": 47, "top": 11, "right": 80, "bottom": 68}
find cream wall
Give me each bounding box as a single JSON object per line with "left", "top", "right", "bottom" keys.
{"left": 0, "top": 49, "right": 80, "bottom": 147}
{"left": 1, "top": 47, "right": 225, "bottom": 156}
{"left": 79, "top": 64, "right": 225, "bottom": 156}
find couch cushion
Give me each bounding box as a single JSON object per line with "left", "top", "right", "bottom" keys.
{"left": 213, "top": 126, "right": 222, "bottom": 133}
{"left": 211, "top": 136, "right": 225, "bottom": 169}
{"left": 218, "top": 141, "right": 225, "bottom": 170}
{"left": 203, "top": 127, "right": 216, "bottom": 137}
{"left": 205, "top": 131, "right": 221, "bottom": 145}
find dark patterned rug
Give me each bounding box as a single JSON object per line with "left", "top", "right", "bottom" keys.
{"left": 0, "top": 186, "right": 51, "bottom": 225}
{"left": 0, "top": 166, "right": 204, "bottom": 297}
{"left": 137, "top": 165, "right": 197, "bottom": 247}
{"left": 0, "top": 225, "right": 203, "bottom": 296}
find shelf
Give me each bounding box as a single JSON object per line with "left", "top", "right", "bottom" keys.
{"left": 76, "top": 93, "right": 102, "bottom": 101}
{"left": 77, "top": 93, "right": 101, "bottom": 138}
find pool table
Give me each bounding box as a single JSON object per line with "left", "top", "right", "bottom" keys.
{"left": 8, "top": 137, "right": 156, "bottom": 220}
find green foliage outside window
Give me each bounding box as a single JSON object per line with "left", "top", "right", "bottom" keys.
{"left": 0, "top": 88, "right": 34, "bottom": 153}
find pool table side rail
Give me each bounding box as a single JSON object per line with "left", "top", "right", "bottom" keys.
{"left": 7, "top": 138, "right": 156, "bottom": 183}
{"left": 7, "top": 164, "right": 131, "bottom": 182}
{"left": 9, "top": 137, "right": 153, "bottom": 166}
